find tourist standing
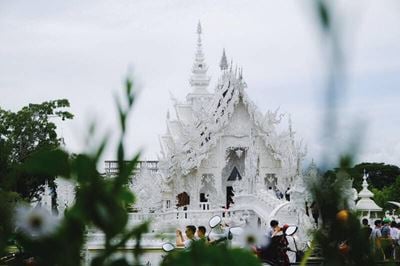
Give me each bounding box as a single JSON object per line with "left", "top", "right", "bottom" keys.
{"left": 176, "top": 225, "right": 196, "bottom": 249}
{"left": 310, "top": 202, "right": 319, "bottom": 227}
{"left": 380, "top": 218, "right": 393, "bottom": 260}
{"left": 361, "top": 218, "right": 372, "bottom": 241}
{"left": 196, "top": 225, "right": 208, "bottom": 243}
{"left": 266, "top": 220, "right": 279, "bottom": 239}
{"left": 370, "top": 220, "right": 383, "bottom": 259}
{"left": 390, "top": 221, "right": 399, "bottom": 259}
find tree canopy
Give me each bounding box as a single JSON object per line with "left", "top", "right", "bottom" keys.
{"left": 323, "top": 162, "right": 400, "bottom": 211}
{"left": 349, "top": 162, "right": 400, "bottom": 191}
{"left": 0, "top": 99, "right": 73, "bottom": 202}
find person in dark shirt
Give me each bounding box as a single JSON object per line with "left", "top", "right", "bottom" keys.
{"left": 361, "top": 218, "right": 372, "bottom": 239}
{"left": 196, "top": 225, "right": 208, "bottom": 243}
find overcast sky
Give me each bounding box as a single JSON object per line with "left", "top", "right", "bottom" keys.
{"left": 1, "top": 0, "right": 399, "bottom": 171}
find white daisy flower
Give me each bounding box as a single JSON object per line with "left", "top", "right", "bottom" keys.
{"left": 15, "top": 205, "right": 59, "bottom": 239}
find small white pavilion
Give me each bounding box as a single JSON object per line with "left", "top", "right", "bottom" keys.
{"left": 355, "top": 170, "right": 382, "bottom": 221}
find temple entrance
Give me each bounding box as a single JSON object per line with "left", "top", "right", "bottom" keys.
{"left": 222, "top": 148, "right": 246, "bottom": 209}
{"left": 226, "top": 186, "right": 234, "bottom": 208}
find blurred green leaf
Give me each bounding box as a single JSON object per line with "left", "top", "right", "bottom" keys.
{"left": 317, "top": 0, "right": 330, "bottom": 32}
{"left": 23, "top": 149, "right": 70, "bottom": 177}
{"left": 161, "top": 240, "right": 261, "bottom": 266}
{"left": 119, "top": 187, "right": 135, "bottom": 205}
{"left": 72, "top": 154, "right": 98, "bottom": 183}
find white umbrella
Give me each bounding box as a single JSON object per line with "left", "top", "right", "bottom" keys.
{"left": 387, "top": 201, "right": 400, "bottom": 208}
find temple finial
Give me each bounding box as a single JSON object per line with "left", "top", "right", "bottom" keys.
{"left": 362, "top": 169, "right": 369, "bottom": 188}
{"left": 189, "top": 21, "right": 210, "bottom": 93}
{"left": 220, "top": 48, "right": 228, "bottom": 70}
{"left": 197, "top": 21, "right": 202, "bottom": 35}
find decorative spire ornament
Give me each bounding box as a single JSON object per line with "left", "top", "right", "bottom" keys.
{"left": 219, "top": 48, "right": 228, "bottom": 70}
{"left": 197, "top": 20, "right": 202, "bottom": 35}
{"left": 189, "top": 21, "right": 210, "bottom": 94}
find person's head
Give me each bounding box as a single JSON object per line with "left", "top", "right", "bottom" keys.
{"left": 186, "top": 225, "right": 196, "bottom": 239}
{"left": 374, "top": 220, "right": 382, "bottom": 227}
{"left": 362, "top": 218, "right": 369, "bottom": 226}
{"left": 270, "top": 220, "right": 279, "bottom": 228}
{"left": 383, "top": 218, "right": 391, "bottom": 225}
{"left": 382, "top": 226, "right": 391, "bottom": 238}
{"left": 197, "top": 226, "right": 206, "bottom": 238}
{"left": 391, "top": 221, "right": 397, "bottom": 228}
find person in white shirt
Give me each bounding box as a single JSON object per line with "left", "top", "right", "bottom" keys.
{"left": 390, "top": 221, "right": 400, "bottom": 259}
{"left": 176, "top": 225, "right": 196, "bottom": 249}
{"left": 370, "top": 220, "right": 382, "bottom": 240}
{"left": 390, "top": 221, "right": 399, "bottom": 240}
{"left": 370, "top": 220, "right": 383, "bottom": 259}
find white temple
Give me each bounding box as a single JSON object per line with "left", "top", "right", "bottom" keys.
{"left": 43, "top": 23, "right": 321, "bottom": 254}
{"left": 116, "top": 22, "right": 314, "bottom": 237}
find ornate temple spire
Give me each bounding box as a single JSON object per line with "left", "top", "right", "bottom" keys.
{"left": 189, "top": 21, "right": 210, "bottom": 94}
{"left": 220, "top": 48, "right": 228, "bottom": 70}
{"left": 359, "top": 169, "right": 373, "bottom": 197}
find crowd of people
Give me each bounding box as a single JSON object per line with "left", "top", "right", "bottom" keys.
{"left": 366, "top": 218, "right": 400, "bottom": 261}
{"left": 175, "top": 216, "right": 400, "bottom": 263}
{"left": 175, "top": 219, "right": 293, "bottom": 265}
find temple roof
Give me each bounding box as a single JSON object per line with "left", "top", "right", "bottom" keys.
{"left": 160, "top": 24, "right": 305, "bottom": 178}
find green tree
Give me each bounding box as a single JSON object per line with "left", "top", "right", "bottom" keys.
{"left": 323, "top": 162, "right": 400, "bottom": 212}
{"left": 372, "top": 176, "right": 400, "bottom": 211}
{"left": 349, "top": 163, "right": 400, "bottom": 191}
{"left": 323, "top": 162, "right": 400, "bottom": 192}
{"left": 371, "top": 187, "right": 391, "bottom": 210}
{"left": 388, "top": 176, "right": 400, "bottom": 202}
{"left": 0, "top": 99, "right": 73, "bottom": 202}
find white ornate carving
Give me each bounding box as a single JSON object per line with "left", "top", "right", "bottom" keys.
{"left": 130, "top": 168, "right": 163, "bottom": 213}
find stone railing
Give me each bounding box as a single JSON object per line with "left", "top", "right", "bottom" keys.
{"left": 199, "top": 202, "right": 210, "bottom": 210}
{"left": 126, "top": 208, "right": 238, "bottom": 227}
{"left": 85, "top": 232, "right": 176, "bottom": 249}
{"left": 104, "top": 160, "right": 159, "bottom": 175}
